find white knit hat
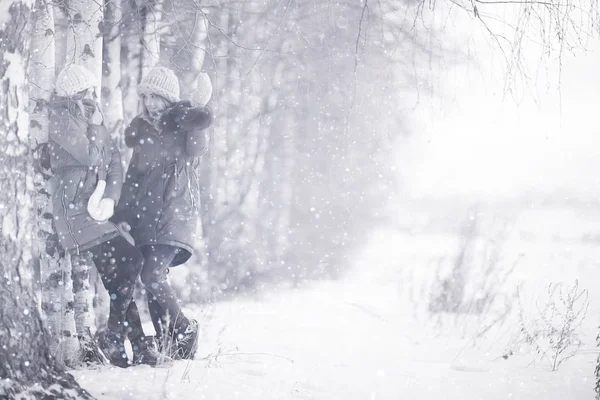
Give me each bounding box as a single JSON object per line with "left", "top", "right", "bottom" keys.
{"left": 55, "top": 64, "right": 97, "bottom": 97}
{"left": 138, "top": 67, "right": 180, "bottom": 103}
{"left": 192, "top": 72, "right": 213, "bottom": 107}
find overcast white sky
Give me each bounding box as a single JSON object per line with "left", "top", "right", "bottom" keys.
{"left": 393, "top": 5, "right": 600, "bottom": 201}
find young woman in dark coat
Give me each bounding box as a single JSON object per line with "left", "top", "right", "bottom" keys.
{"left": 113, "top": 67, "right": 213, "bottom": 360}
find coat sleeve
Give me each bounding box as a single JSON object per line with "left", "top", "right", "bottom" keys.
{"left": 103, "top": 140, "right": 123, "bottom": 203}
{"left": 186, "top": 128, "right": 210, "bottom": 157}
{"left": 124, "top": 116, "right": 141, "bottom": 148}
{"left": 187, "top": 106, "right": 213, "bottom": 131}
{"left": 185, "top": 106, "right": 213, "bottom": 157}
{"left": 49, "top": 110, "right": 102, "bottom": 166}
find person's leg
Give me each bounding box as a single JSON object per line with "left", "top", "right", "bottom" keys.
{"left": 140, "top": 245, "right": 186, "bottom": 327}
{"left": 91, "top": 236, "right": 143, "bottom": 333}
{"left": 91, "top": 236, "right": 143, "bottom": 366}
{"left": 147, "top": 290, "right": 175, "bottom": 359}
{"left": 147, "top": 290, "right": 168, "bottom": 339}
{"left": 125, "top": 299, "right": 172, "bottom": 366}
{"left": 125, "top": 300, "right": 145, "bottom": 344}
{"left": 140, "top": 244, "right": 199, "bottom": 359}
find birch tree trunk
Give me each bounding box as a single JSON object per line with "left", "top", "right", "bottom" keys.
{"left": 92, "top": 0, "right": 124, "bottom": 333}
{"left": 178, "top": 9, "right": 209, "bottom": 98}
{"left": 201, "top": 4, "right": 272, "bottom": 289}
{"left": 276, "top": 120, "right": 295, "bottom": 263}
{"left": 102, "top": 0, "right": 125, "bottom": 147}
{"left": 0, "top": 2, "right": 92, "bottom": 397}
{"left": 234, "top": 75, "right": 268, "bottom": 277}
{"left": 53, "top": 6, "right": 68, "bottom": 75}
{"left": 260, "top": 95, "right": 295, "bottom": 268}
{"left": 260, "top": 55, "right": 299, "bottom": 271}
{"left": 64, "top": 0, "right": 104, "bottom": 78}
{"left": 71, "top": 251, "right": 104, "bottom": 363}
{"left": 63, "top": 0, "right": 104, "bottom": 361}
{"left": 29, "top": 0, "right": 79, "bottom": 368}
{"left": 203, "top": 8, "right": 231, "bottom": 271}
{"left": 140, "top": 0, "right": 164, "bottom": 78}
{"left": 179, "top": 8, "right": 210, "bottom": 294}
{"left": 121, "top": 5, "right": 142, "bottom": 127}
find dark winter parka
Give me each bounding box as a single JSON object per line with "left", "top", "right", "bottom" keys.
{"left": 47, "top": 99, "right": 123, "bottom": 254}
{"left": 113, "top": 101, "right": 212, "bottom": 266}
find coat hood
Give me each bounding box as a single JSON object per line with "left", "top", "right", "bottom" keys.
{"left": 159, "top": 101, "right": 213, "bottom": 132}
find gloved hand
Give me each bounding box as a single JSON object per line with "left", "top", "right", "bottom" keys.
{"left": 87, "top": 180, "right": 115, "bottom": 223}
{"left": 96, "top": 198, "right": 115, "bottom": 222}
{"left": 191, "top": 72, "right": 213, "bottom": 107}
{"left": 118, "top": 221, "right": 131, "bottom": 232}
{"left": 116, "top": 221, "right": 135, "bottom": 246}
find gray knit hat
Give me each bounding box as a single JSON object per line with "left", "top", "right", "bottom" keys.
{"left": 192, "top": 72, "right": 213, "bottom": 107}
{"left": 138, "top": 67, "right": 180, "bottom": 103}
{"left": 55, "top": 64, "right": 97, "bottom": 97}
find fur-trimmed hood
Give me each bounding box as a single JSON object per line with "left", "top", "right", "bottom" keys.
{"left": 159, "top": 100, "right": 213, "bottom": 132}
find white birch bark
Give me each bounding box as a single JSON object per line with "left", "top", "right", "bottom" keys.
{"left": 64, "top": 0, "right": 104, "bottom": 78}
{"left": 140, "top": 0, "right": 164, "bottom": 78}
{"left": 29, "top": 0, "right": 79, "bottom": 368}
{"left": 102, "top": 0, "right": 125, "bottom": 148}
{"left": 179, "top": 9, "right": 209, "bottom": 97}
{"left": 121, "top": 1, "right": 142, "bottom": 126}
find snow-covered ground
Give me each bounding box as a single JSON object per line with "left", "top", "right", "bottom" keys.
{"left": 72, "top": 203, "right": 599, "bottom": 399}
{"left": 71, "top": 279, "right": 595, "bottom": 399}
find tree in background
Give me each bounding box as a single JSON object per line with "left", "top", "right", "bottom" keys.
{"left": 101, "top": 0, "right": 126, "bottom": 147}
{"left": 173, "top": 0, "right": 434, "bottom": 297}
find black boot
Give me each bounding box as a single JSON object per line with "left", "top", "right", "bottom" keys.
{"left": 131, "top": 335, "right": 173, "bottom": 367}
{"left": 82, "top": 327, "right": 108, "bottom": 366}
{"left": 97, "top": 330, "right": 129, "bottom": 368}
{"left": 171, "top": 318, "right": 199, "bottom": 360}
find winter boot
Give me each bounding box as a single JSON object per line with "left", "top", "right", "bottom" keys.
{"left": 82, "top": 327, "right": 108, "bottom": 366}
{"left": 171, "top": 318, "right": 199, "bottom": 360}
{"left": 97, "top": 330, "right": 129, "bottom": 368}
{"left": 131, "top": 335, "right": 174, "bottom": 367}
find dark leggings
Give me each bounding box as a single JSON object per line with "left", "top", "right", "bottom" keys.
{"left": 140, "top": 244, "right": 186, "bottom": 337}
{"left": 89, "top": 235, "right": 143, "bottom": 335}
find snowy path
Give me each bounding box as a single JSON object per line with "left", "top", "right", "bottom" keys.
{"left": 72, "top": 280, "right": 595, "bottom": 399}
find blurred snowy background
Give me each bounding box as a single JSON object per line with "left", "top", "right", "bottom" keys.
{"left": 8, "top": 0, "right": 600, "bottom": 397}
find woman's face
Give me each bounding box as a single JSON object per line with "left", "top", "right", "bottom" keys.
{"left": 83, "top": 87, "right": 97, "bottom": 100}
{"left": 143, "top": 93, "right": 169, "bottom": 117}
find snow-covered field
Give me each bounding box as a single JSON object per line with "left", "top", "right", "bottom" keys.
{"left": 71, "top": 202, "right": 600, "bottom": 400}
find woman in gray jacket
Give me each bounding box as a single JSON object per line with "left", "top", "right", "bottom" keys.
{"left": 48, "top": 65, "right": 163, "bottom": 367}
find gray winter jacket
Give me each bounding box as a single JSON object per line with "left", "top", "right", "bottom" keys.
{"left": 113, "top": 101, "right": 212, "bottom": 266}
{"left": 47, "top": 100, "right": 123, "bottom": 254}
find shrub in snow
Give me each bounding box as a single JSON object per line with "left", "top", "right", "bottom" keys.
{"left": 427, "top": 207, "right": 517, "bottom": 337}
{"left": 505, "top": 280, "right": 588, "bottom": 371}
